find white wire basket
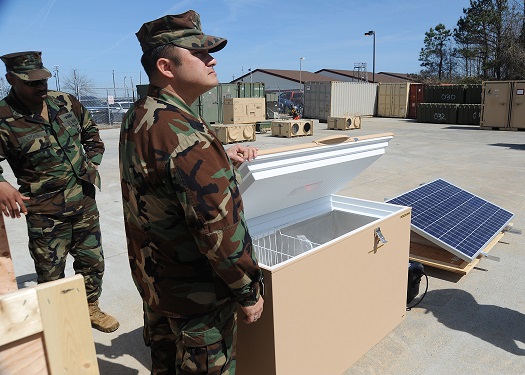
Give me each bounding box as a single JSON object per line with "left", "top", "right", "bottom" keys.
{"left": 252, "top": 230, "right": 321, "bottom": 267}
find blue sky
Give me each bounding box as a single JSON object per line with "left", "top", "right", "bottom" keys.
{"left": 0, "top": 0, "right": 472, "bottom": 89}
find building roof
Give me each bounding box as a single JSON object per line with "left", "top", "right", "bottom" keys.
{"left": 315, "top": 69, "right": 419, "bottom": 83}
{"left": 232, "top": 69, "right": 336, "bottom": 83}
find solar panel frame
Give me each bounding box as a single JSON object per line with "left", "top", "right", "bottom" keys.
{"left": 386, "top": 179, "right": 514, "bottom": 262}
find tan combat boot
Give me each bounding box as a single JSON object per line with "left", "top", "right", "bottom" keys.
{"left": 88, "top": 300, "right": 120, "bottom": 333}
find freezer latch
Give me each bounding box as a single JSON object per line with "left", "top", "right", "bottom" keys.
{"left": 374, "top": 227, "right": 388, "bottom": 244}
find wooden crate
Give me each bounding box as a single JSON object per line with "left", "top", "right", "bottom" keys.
{"left": 212, "top": 124, "right": 256, "bottom": 144}
{"left": 0, "top": 215, "right": 99, "bottom": 375}
{"left": 327, "top": 116, "right": 361, "bottom": 130}
{"left": 271, "top": 120, "right": 314, "bottom": 138}
{"left": 223, "top": 98, "right": 266, "bottom": 124}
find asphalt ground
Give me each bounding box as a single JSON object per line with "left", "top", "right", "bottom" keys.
{"left": 5, "top": 117, "right": 525, "bottom": 374}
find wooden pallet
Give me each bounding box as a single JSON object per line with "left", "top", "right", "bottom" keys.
{"left": 409, "top": 230, "right": 505, "bottom": 275}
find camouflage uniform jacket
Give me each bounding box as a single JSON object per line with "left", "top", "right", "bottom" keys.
{"left": 119, "top": 85, "right": 262, "bottom": 318}
{"left": 0, "top": 90, "right": 104, "bottom": 214}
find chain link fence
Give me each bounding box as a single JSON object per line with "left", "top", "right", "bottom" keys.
{"left": 76, "top": 87, "right": 137, "bottom": 126}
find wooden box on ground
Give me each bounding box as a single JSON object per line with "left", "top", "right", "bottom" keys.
{"left": 223, "top": 97, "right": 265, "bottom": 124}
{"left": 0, "top": 215, "right": 99, "bottom": 375}
{"left": 236, "top": 134, "right": 411, "bottom": 375}
{"left": 270, "top": 119, "right": 314, "bottom": 137}
{"left": 327, "top": 116, "right": 362, "bottom": 130}
{"left": 0, "top": 275, "right": 99, "bottom": 375}
{"left": 212, "top": 123, "right": 256, "bottom": 144}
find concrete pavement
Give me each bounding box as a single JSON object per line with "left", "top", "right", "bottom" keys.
{"left": 5, "top": 117, "right": 525, "bottom": 374}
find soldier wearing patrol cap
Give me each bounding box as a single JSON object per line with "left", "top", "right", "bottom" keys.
{"left": 0, "top": 51, "right": 119, "bottom": 333}
{"left": 120, "top": 10, "right": 264, "bottom": 374}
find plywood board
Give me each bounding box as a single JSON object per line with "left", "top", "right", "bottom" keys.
{"left": 0, "top": 215, "right": 17, "bottom": 295}
{"left": 409, "top": 231, "right": 505, "bottom": 275}
{"left": 0, "top": 275, "right": 99, "bottom": 375}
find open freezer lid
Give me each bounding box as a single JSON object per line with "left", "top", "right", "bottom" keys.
{"left": 238, "top": 133, "right": 394, "bottom": 220}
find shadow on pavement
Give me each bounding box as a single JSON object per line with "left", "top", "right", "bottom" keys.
{"left": 488, "top": 143, "right": 525, "bottom": 151}
{"left": 418, "top": 288, "right": 525, "bottom": 355}
{"left": 96, "top": 327, "right": 150, "bottom": 374}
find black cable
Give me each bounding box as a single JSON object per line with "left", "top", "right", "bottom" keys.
{"left": 406, "top": 271, "right": 428, "bottom": 311}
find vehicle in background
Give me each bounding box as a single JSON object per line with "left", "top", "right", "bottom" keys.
{"left": 278, "top": 91, "right": 304, "bottom": 116}
{"left": 80, "top": 96, "right": 110, "bottom": 124}
{"left": 279, "top": 91, "right": 304, "bottom": 106}
{"left": 109, "top": 101, "right": 133, "bottom": 122}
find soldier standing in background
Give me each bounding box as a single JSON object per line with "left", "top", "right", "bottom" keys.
{"left": 120, "top": 10, "right": 264, "bottom": 374}
{"left": 0, "top": 51, "right": 119, "bottom": 333}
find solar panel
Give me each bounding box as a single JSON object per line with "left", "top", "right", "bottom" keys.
{"left": 386, "top": 179, "right": 514, "bottom": 262}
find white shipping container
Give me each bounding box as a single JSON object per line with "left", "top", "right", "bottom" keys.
{"left": 303, "top": 81, "right": 378, "bottom": 121}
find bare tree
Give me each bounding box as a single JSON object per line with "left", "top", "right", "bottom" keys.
{"left": 0, "top": 77, "right": 10, "bottom": 98}
{"left": 61, "top": 69, "right": 96, "bottom": 100}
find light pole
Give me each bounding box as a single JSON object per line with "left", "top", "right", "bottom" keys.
{"left": 299, "top": 57, "right": 305, "bottom": 92}
{"left": 123, "top": 76, "right": 127, "bottom": 99}
{"left": 364, "top": 30, "right": 375, "bottom": 83}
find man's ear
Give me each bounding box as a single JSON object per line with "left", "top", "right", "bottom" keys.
{"left": 156, "top": 58, "right": 175, "bottom": 79}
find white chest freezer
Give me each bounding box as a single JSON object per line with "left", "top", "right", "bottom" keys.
{"left": 236, "top": 133, "right": 412, "bottom": 375}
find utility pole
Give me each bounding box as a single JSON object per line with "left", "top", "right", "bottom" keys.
{"left": 53, "top": 65, "right": 60, "bottom": 91}
{"left": 130, "top": 77, "right": 135, "bottom": 101}
{"left": 112, "top": 70, "right": 116, "bottom": 98}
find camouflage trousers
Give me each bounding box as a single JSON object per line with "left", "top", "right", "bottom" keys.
{"left": 143, "top": 302, "right": 238, "bottom": 375}
{"left": 26, "top": 196, "right": 104, "bottom": 302}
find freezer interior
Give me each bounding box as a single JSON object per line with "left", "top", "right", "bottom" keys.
{"left": 252, "top": 209, "right": 375, "bottom": 267}
{"left": 239, "top": 133, "right": 397, "bottom": 269}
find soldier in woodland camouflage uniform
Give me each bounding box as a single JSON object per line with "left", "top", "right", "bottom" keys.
{"left": 120, "top": 10, "right": 264, "bottom": 374}
{"left": 0, "top": 51, "right": 119, "bottom": 333}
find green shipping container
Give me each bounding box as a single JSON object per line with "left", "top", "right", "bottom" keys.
{"left": 457, "top": 104, "right": 481, "bottom": 125}
{"left": 424, "top": 85, "right": 466, "bottom": 104}
{"left": 429, "top": 103, "right": 458, "bottom": 124}
{"left": 237, "top": 82, "right": 265, "bottom": 98}
{"left": 416, "top": 103, "right": 430, "bottom": 123}
{"left": 464, "top": 84, "right": 482, "bottom": 104}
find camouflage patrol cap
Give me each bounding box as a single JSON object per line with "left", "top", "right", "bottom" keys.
{"left": 0, "top": 51, "right": 52, "bottom": 81}
{"left": 136, "top": 10, "right": 227, "bottom": 53}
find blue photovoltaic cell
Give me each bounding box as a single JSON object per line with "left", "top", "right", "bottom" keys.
{"left": 386, "top": 179, "right": 514, "bottom": 261}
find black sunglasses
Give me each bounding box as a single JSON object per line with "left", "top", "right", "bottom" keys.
{"left": 24, "top": 79, "right": 48, "bottom": 87}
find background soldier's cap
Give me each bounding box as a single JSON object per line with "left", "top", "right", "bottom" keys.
{"left": 136, "top": 10, "right": 227, "bottom": 53}
{"left": 0, "top": 51, "right": 52, "bottom": 81}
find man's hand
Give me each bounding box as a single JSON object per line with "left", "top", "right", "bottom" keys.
{"left": 240, "top": 296, "right": 264, "bottom": 324}
{"left": 226, "top": 144, "right": 258, "bottom": 164}
{"left": 0, "top": 181, "right": 29, "bottom": 218}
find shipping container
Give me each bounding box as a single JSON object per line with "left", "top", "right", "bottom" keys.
{"left": 237, "top": 82, "right": 265, "bottom": 98}
{"left": 427, "top": 103, "right": 458, "bottom": 124}
{"left": 457, "top": 104, "right": 481, "bottom": 125}
{"left": 480, "top": 81, "right": 513, "bottom": 128}
{"left": 236, "top": 134, "right": 410, "bottom": 375}
{"left": 465, "top": 84, "right": 482, "bottom": 104}
{"left": 424, "top": 85, "right": 465, "bottom": 104}
{"left": 377, "top": 83, "right": 409, "bottom": 118}
{"left": 408, "top": 83, "right": 425, "bottom": 119}
{"left": 416, "top": 103, "right": 430, "bottom": 123}
{"left": 303, "top": 81, "right": 377, "bottom": 121}
{"left": 509, "top": 80, "right": 525, "bottom": 129}
{"left": 265, "top": 93, "right": 279, "bottom": 119}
